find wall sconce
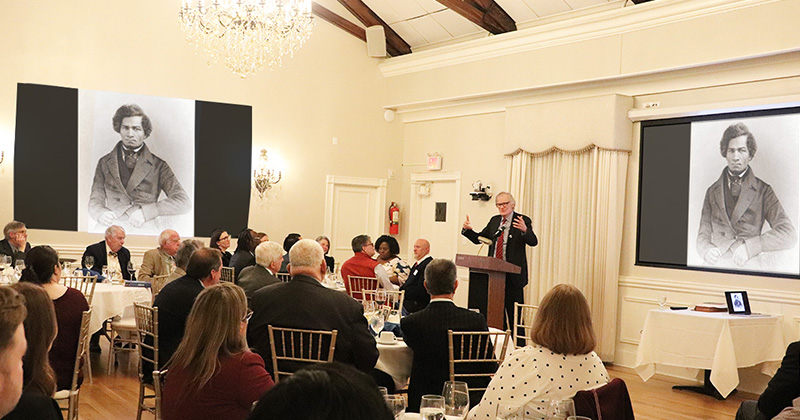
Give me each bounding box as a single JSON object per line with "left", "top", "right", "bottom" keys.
{"left": 469, "top": 180, "right": 492, "bottom": 201}
{"left": 253, "top": 149, "right": 281, "bottom": 199}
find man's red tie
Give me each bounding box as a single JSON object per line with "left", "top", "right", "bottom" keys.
{"left": 495, "top": 217, "right": 506, "bottom": 259}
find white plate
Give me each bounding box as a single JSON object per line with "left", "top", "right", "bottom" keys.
{"left": 377, "top": 339, "right": 398, "bottom": 345}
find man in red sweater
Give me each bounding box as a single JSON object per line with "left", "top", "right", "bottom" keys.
{"left": 340, "top": 234, "right": 393, "bottom": 294}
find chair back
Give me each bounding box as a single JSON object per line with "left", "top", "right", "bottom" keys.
{"left": 386, "top": 289, "right": 405, "bottom": 312}
{"left": 277, "top": 273, "right": 291, "bottom": 283}
{"left": 220, "top": 266, "right": 235, "bottom": 283}
{"left": 573, "top": 378, "right": 636, "bottom": 420}
{"left": 513, "top": 303, "right": 538, "bottom": 347}
{"left": 347, "top": 275, "right": 379, "bottom": 301}
{"left": 134, "top": 303, "right": 159, "bottom": 373}
{"left": 447, "top": 329, "right": 510, "bottom": 393}
{"left": 152, "top": 369, "right": 167, "bottom": 420}
{"left": 150, "top": 274, "right": 170, "bottom": 298}
{"left": 57, "top": 308, "right": 92, "bottom": 420}
{"left": 267, "top": 325, "right": 338, "bottom": 383}
{"left": 61, "top": 275, "right": 98, "bottom": 306}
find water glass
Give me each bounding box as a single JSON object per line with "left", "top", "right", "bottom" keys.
{"left": 420, "top": 395, "right": 445, "bottom": 420}
{"left": 545, "top": 400, "right": 575, "bottom": 420}
{"left": 14, "top": 260, "right": 25, "bottom": 278}
{"left": 385, "top": 395, "right": 406, "bottom": 420}
{"left": 496, "top": 402, "right": 525, "bottom": 420}
{"left": 442, "top": 381, "right": 469, "bottom": 419}
{"left": 369, "top": 313, "right": 385, "bottom": 335}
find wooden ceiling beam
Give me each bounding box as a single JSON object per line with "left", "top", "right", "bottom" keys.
{"left": 312, "top": 2, "right": 366, "bottom": 42}
{"left": 436, "top": 0, "right": 516, "bottom": 34}
{"left": 337, "top": 0, "right": 412, "bottom": 57}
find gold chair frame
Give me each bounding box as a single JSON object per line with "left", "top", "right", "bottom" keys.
{"left": 447, "top": 329, "right": 511, "bottom": 393}
{"left": 267, "top": 325, "right": 338, "bottom": 383}
{"left": 513, "top": 302, "right": 539, "bottom": 347}
{"left": 54, "top": 309, "right": 92, "bottom": 420}
{"left": 134, "top": 303, "right": 159, "bottom": 420}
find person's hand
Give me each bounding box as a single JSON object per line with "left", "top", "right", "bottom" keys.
{"left": 512, "top": 215, "right": 527, "bottom": 233}
{"left": 463, "top": 215, "right": 472, "bottom": 231}
{"left": 98, "top": 211, "right": 115, "bottom": 226}
{"left": 129, "top": 208, "right": 145, "bottom": 228}
{"left": 704, "top": 248, "right": 721, "bottom": 264}
{"left": 732, "top": 244, "right": 749, "bottom": 266}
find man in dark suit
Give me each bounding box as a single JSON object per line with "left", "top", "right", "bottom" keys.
{"left": 152, "top": 247, "right": 222, "bottom": 372}
{"left": 400, "top": 238, "right": 433, "bottom": 314}
{"left": 238, "top": 241, "right": 282, "bottom": 307}
{"left": 248, "top": 239, "right": 378, "bottom": 375}
{"left": 0, "top": 221, "right": 30, "bottom": 265}
{"left": 278, "top": 233, "right": 301, "bottom": 273}
{"left": 462, "top": 191, "right": 538, "bottom": 326}
{"left": 82, "top": 225, "right": 132, "bottom": 280}
{"left": 736, "top": 341, "right": 800, "bottom": 420}
{"left": 401, "top": 258, "right": 491, "bottom": 412}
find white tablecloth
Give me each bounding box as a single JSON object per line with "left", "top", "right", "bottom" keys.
{"left": 89, "top": 283, "right": 152, "bottom": 333}
{"left": 634, "top": 308, "right": 785, "bottom": 397}
{"left": 376, "top": 338, "right": 413, "bottom": 390}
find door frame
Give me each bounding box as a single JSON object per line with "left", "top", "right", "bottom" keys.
{"left": 324, "top": 175, "right": 387, "bottom": 248}
{"left": 408, "top": 171, "right": 461, "bottom": 260}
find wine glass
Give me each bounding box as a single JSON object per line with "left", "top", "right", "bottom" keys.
{"left": 14, "top": 260, "right": 25, "bottom": 278}
{"left": 420, "top": 395, "right": 445, "bottom": 420}
{"left": 375, "top": 289, "right": 387, "bottom": 309}
{"left": 84, "top": 255, "right": 95, "bottom": 271}
{"left": 385, "top": 395, "right": 406, "bottom": 420}
{"left": 0, "top": 255, "right": 10, "bottom": 271}
{"left": 442, "top": 381, "right": 469, "bottom": 419}
{"left": 545, "top": 399, "right": 576, "bottom": 420}
{"left": 369, "top": 312, "right": 385, "bottom": 336}
{"left": 127, "top": 261, "right": 136, "bottom": 280}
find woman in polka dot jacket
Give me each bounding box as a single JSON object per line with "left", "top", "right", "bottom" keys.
{"left": 468, "top": 284, "right": 609, "bottom": 419}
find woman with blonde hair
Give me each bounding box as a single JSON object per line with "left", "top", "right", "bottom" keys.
{"left": 468, "top": 284, "right": 609, "bottom": 419}
{"left": 162, "top": 282, "right": 274, "bottom": 420}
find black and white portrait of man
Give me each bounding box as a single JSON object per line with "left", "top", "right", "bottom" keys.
{"left": 78, "top": 91, "right": 195, "bottom": 236}
{"left": 687, "top": 114, "right": 800, "bottom": 275}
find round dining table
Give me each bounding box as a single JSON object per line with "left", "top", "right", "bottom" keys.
{"left": 89, "top": 283, "right": 152, "bottom": 333}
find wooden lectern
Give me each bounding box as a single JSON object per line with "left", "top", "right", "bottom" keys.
{"left": 455, "top": 254, "right": 520, "bottom": 329}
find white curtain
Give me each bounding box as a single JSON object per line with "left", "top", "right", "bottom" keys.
{"left": 507, "top": 145, "right": 629, "bottom": 361}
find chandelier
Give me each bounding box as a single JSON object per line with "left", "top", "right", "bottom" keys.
{"left": 253, "top": 149, "right": 282, "bottom": 199}
{"left": 179, "top": 0, "right": 314, "bottom": 78}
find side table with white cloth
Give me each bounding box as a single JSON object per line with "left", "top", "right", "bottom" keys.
{"left": 89, "top": 283, "right": 153, "bottom": 333}
{"left": 634, "top": 308, "right": 785, "bottom": 399}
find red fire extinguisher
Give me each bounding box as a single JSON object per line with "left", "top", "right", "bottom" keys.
{"left": 389, "top": 202, "right": 400, "bottom": 235}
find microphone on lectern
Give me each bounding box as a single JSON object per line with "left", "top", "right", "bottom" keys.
{"left": 477, "top": 236, "right": 493, "bottom": 255}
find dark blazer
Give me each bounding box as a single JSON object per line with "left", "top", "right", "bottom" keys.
{"left": 238, "top": 265, "right": 280, "bottom": 307}
{"left": 0, "top": 239, "right": 30, "bottom": 266}
{"left": 400, "top": 256, "right": 433, "bottom": 313}
{"left": 1, "top": 391, "right": 63, "bottom": 420}
{"left": 247, "top": 274, "right": 378, "bottom": 375}
{"left": 230, "top": 249, "right": 255, "bottom": 282}
{"left": 401, "top": 300, "right": 491, "bottom": 412}
{"left": 462, "top": 211, "right": 538, "bottom": 288}
{"left": 758, "top": 341, "right": 800, "bottom": 418}
{"left": 152, "top": 275, "right": 205, "bottom": 367}
{"left": 82, "top": 240, "right": 132, "bottom": 280}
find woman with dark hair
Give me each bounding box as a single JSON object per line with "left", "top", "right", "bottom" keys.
{"left": 229, "top": 229, "right": 258, "bottom": 281}
{"left": 162, "top": 283, "right": 273, "bottom": 420}
{"left": 374, "top": 235, "right": 410, "bottom": 287}
{"left": 468, "top": 284, "right": 609, "bottom": 419}
{"left": 3, "top": 282, "right": 62, "bottom": 420}
{"left": 248, "top": 362, "right": 391, "bottom": 420}
{"left": 315, "top": 236, "right": 335, "bottom": 273}
{"left": 209, "top": 229, "right": 233, "bottom": 267}
{"left": 19, "top": 245, "right": 89, "bottom": 391}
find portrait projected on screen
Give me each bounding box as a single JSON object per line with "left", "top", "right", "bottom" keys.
{"left": 77, "top": 90, "right": 195, "bottom": 237}
{"left": 686, "top": 114, "right": 800, "bottom": 276}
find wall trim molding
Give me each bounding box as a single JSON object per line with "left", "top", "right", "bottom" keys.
{"left": 620, "top": 275, "right": 800, "bottom": 305}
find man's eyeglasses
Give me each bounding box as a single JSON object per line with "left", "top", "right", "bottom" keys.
{"left": 496, "top": 201, "right": 511, "bottom": 208}
{"left": 243, "top": 309, "right": 253, "bottom": 323}
{"left": 219, "top": 236, "right": 230, "bottom": 241}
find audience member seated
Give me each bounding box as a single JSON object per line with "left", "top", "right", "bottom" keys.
{"left": 152, "top": 248, "right": 222, "bottom": 370}
{"left": 278, "top": 233, "right": 302, "bottom": 273}
{"left": 248, "top": 362, "right": 391, "bottom": 420}
{"left": 255, "top": 232, "right": 269, "bottom": 243}
{"left": 230, "top": 228, "right": 258, "bottom": 282}
{"left": 736, "top": 340, "right": 800, "bottom": 420}
{"left": 167, "top": 240, "right": 204, "bottom": 283}
{"left": 83, "top": 224, "right": 131, "bottom": 352}
{"left": 20, "top": 246, "right": 89, "bottom": 392}
{"left": 0, "top": 287, "right": 27, "bottom": 418}
{"left": 316, "top": 236, "right": 335, "bottom": 273}
{"left": 247, "top": 239, "right": 378, "bottom": 375}
{"left": 468, "top": 284, "right": 609, "bottom": 420}
{"left": 0, "top": 221, "right": 30, "bottom": 266}
{"left": 209, "top": 229, "right": 233, "bottom": 267}
{"left": 3, "top": 283, "right": 62, "bottom": 420}
{"left": 140, "top": 229, "right": 181, "bottom": 283}
{"left": 340, "top": 235, "right": 393, "bottom": 291}
{"left": 399, "top": 239, "right": 433, "bottom": 314}
{"left": 238, "top": 241, "right": 282, "bottom": 307}
{"left": 401, "top": 258, "right": 490, "bottom": 412}
{"left": 374, "top": 235, "right": 410, "bottom": 287}
{"left": 162, "top": 283, "right": 274, "bottom": 420}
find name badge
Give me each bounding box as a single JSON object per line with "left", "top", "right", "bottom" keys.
{"left": 413, "top": 269, "right": 418, "bottom": 276}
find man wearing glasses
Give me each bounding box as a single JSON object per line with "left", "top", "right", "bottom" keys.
{"left": 462, "top": 192, "right": 538, "bottom": 326}
{"left": 340, "top": 235, "right": 394, "bottom": 292}
{"left": 0, "top": 221, "right": 30, "bottom": 265}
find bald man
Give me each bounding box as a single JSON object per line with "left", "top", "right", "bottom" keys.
{"left": 399, "top": 239, "right": 433, "bottom": 313}
{"left": 139, "top": 229, "right": 180, "bottom": 283}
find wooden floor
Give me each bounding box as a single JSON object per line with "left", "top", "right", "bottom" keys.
{"left": 77, "top": 342, "right": 750, "bottom": 420}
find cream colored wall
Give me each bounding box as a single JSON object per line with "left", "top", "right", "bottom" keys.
{"left": 0, "top": 0, "right": 402, "bottom": 264}
{"left": 384, "top": 0, "right": 800, "bottom": 394}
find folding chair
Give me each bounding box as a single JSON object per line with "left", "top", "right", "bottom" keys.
{"left": 220, "top": 266, "right": 235, "bottom": 283}
{"left": 134, "top": 303, "right": 159, "bottom": 420}
{"left": 347, "top": 275, "right": 379, "bottom": 302}
{"left": 277, "top": 273, "right": 291, "bottom": 283}
{"left": 267, "top": 325, "right": 337, "bottom": 383}
{"left": 150, "top": 274, "right": 170, "bottom": 298}
{"left": 152, "top": 369, "right": 167, "bottom": 420}
{"left": 573, "top": 378, "right": 636, "bottom": 420}
{"left": 513, "top": 302, "right": 538, "bottom": 347}
{"left": 54, "top": 309, "right": 92, "bottom": 420}
{"left": 61, "top": 275, "right": 98, "bottom": 306}
{"left": 448, "top": 329, "right": 510, "bottom": 402}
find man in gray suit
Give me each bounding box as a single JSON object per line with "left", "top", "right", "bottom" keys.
{"left": 238, "top": 241, "right": 283, "bottom": 306}
{"left": 89, "top": 104, "right": 190, "bottom": 233}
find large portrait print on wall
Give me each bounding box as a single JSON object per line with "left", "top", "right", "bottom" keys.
{"left": 78, "top": 91, "right": 195, "bottom": 237}
{"left": 686, "top": 114, "right": 800, "bottom": 276}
